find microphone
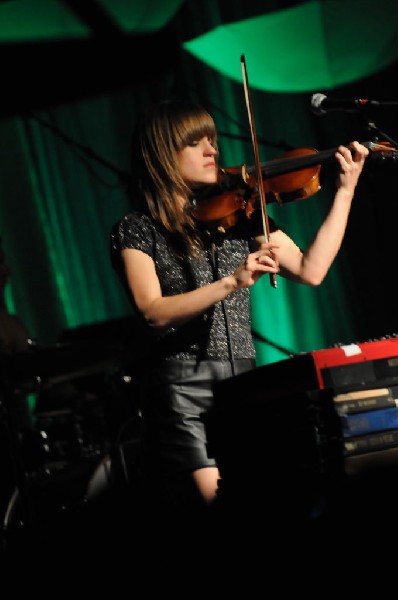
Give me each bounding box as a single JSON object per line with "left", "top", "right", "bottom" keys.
{"left": 311, "top": 93, "right": 383, "bottom": 116}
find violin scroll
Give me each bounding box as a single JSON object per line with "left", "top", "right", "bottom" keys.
{"left": 366, "top": 141, "right": 398, "bottom": 171}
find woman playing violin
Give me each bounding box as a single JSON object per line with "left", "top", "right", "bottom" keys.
{"left": 110, "top": 98, "right": 368, "bottom": 522}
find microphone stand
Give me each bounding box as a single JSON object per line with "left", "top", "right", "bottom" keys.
{"left": 359, "top": 112, "right": 398, "bottom": 147}
{"left": 251, "top": 329, "right": 296, "bottom": 358}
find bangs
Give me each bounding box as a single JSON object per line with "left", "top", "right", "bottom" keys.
{"left": 173, "top": 109, "right": 217, "bottom": 150}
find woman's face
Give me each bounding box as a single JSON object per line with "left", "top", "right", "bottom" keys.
{"left": 177, "top": 137, "right": 218, "bottom": 189}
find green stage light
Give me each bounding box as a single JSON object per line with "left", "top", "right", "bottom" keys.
{"left": 183, "top": 0, "right": 398, "bottom": 92}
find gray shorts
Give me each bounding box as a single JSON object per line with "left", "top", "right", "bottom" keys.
{"left": 140, "top": 358, "right": 255, "bottom": 474}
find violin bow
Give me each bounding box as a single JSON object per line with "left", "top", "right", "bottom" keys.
{"left": 240, "top": 54, "right": 277, "bottom": 288}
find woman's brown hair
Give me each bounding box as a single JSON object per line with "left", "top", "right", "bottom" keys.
{"left": 129, "top": 99, "right": 218, "bottom": 256}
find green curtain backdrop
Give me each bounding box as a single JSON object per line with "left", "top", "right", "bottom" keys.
{"left": 1, "top": 0, "right": 398, "bottom": 367}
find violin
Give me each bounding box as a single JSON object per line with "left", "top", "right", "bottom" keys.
{"left": 192, "top": 140, "right": 398, "bottom": 232}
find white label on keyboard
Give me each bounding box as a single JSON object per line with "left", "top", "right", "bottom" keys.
{"left": 340, "top": 344, "right": 362, "bottom": 356}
